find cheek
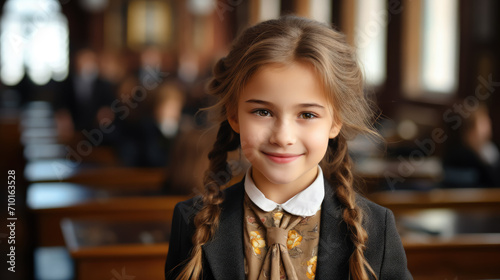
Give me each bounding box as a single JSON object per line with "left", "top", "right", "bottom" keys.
{"left": 238, "top": 117, "right": 269, "bottom": 142}
{"left": 239, "top": 124, "right": 267, "bottom": 153}
{"left": 304, "top": 126, "right": 331, "bottom": 154}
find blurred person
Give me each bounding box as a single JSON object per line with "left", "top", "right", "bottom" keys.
{"left": 54, "top": 48, "right": 115, "bottom": 143}
{"left": 181, "top": 55, "right": 218, "bottom": 126}
{"left": 155, "top": 82, "right": 186, "bottom": 139}
{"left": 137, "top": 46, "right": 165, "bottom": 88}
{"left": 161, "top": 128, "right": 211, "bottom": 195}
{"left": 442, "top": 103, "right": 500, "bottom": 188}
{"left": 112, "top": 78, "right": 187, "bottom": 167}
{"left": 98, "top": 49, "right": 128, "bottom": 88}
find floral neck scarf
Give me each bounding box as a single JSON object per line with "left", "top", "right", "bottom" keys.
{"left": 243, "top": 194, "right": 321, "bottom": 280}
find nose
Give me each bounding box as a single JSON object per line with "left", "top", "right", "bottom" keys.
{"left": 269, "top": 119, "right": 296, "bottom": 147}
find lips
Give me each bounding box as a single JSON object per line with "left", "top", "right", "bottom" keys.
{"left": 262, "top": 152, "right": 302, "bottom": 164}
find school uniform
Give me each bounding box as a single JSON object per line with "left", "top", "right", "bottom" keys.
{"left": 165, "top": 168, "right": 413, "bottom": 280}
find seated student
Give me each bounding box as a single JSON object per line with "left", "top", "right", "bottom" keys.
{"left": 112, "top": 79, "right": 185, "bottom": 167}
{"left": 55, "top": 48, "right": 115, "bottom": 137}
{"left": 443, "top": 103, "right": 500, "bottom": 188}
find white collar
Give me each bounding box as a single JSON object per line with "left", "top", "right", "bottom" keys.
{"left": 244, "top": 166, "right": 324, "bottom": 217}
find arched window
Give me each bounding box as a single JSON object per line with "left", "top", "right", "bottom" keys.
{"left": 1, "top": 0, "right": 69, "bottom": 86}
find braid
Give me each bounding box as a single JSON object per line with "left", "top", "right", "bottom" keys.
{"left": 323, "top": 137, "right": 377, "bottom": 280}
{"left": 176, "top": 120, "right": 240, "bottom": 280}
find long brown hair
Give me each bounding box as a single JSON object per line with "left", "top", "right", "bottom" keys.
{"left": 176, "top": 15, "right": 379, "bottom": 280}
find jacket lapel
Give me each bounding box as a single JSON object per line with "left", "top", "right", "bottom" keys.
{"left": 202, "top": 180, "right": 351, "bottom": 279}
{"left": 202, "top": 182, "right": 246, "bottom": 280}
{"left": 316, "top": 183, "right": 351, "bottom": 279}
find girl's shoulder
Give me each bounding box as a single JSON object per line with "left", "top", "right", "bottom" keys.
{"left": 324, "top": 180, "right": 393, "bottom": 224}
{"left": 174, "top": 195, "right": 203, "bottom": 218}
{"left": 173, "top": 180, "right": 246, "bottom": 222}
{"left": 355, "top": 193, "right": 399, "bottom": 234}
{"left": 356, "top": 194, "right": 391, "bottom": 217}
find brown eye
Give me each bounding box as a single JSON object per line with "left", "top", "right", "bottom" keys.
{"left": 253, "top": 109, "right": 272, "bottom": 117}
{"left": 300, "top": 112, "right": 317, "bottom": 119}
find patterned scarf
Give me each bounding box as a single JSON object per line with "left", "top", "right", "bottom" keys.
{"left": 243, "top": 194, "right": 321, "bottom": 280}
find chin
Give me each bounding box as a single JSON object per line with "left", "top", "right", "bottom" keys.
{"left": 261, "top": 172, "right": 299, "bottom": 186}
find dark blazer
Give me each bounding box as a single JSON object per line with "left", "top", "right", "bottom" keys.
{"left": 56, "top": 74, "right": 115, "bottom": 131}
{"left": 165, "top": 180, "right": 413, "bottom": 279}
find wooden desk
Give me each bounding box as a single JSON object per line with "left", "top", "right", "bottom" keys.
{"left": 367, "top": 188, "right": 500, "bottom": 214}
{"left": 367, "top": 188, "right": 500, "bottom": 278}
{"left": 34, "top": 196, "right": 188, "bottom": 246}
{"left": 403, "top": 234, "right": 500, "bottom": 280}
{"left": 355, "top": 156, "right": 442, "bottom": 181}
{"left": 72, "top": 243, "right": 169, "bottom": 280}
{"left": 29, "top": 182, "right": 189, "bottom": 246}
{"left": 63, "top": 219, "right": 171, "bottom": 280}
{"left": 24, "top": 160, "right": 167, "bottom": 188}
{"left": 402, "top": 219, "right": 500, "bottom": 279}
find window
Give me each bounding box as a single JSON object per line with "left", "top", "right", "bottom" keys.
{"left": 310, "top": 0, "right": 332, "bottom": 23}
{"left": 342, "top": 0, "right": 388, "bottom": 88}
{"left": 259, "top": 0, "right": 280, "bottom": 22}
{"left": 127, "top": 0, "right": 172, "bottom": 49}
{"left": 403, "top": 0, "right": 459, "bottom": 97}
{"left": 0, "top": 0, "right": 69, "bottom": 86}
{"left": 421, "top": 0, "right": 459, "bottom": 93}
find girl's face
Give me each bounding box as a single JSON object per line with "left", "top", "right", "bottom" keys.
{"left": 228, "top": 62, "right": 341, "bottom": 190}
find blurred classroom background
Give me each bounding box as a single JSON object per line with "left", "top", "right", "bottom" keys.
{"left": 0, "top": 0, "right": 499, "bottom": 279}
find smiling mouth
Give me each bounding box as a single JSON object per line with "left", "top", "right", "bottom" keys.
{"left": 262, "top": 152, "right": 302, "bottom": 164}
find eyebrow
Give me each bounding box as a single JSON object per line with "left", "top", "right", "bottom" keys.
{"left": 244, "top": 99, "right": 326, "bottom": 109}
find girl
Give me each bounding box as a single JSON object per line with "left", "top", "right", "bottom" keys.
{"left": 165, "top": 15, "right": 412, "bottom": 280}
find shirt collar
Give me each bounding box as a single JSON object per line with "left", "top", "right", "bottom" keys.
{"left": 244, "top": 166, "right": 325, "bottom": 217}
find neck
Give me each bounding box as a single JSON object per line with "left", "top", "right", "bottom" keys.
{"left": 251, "top": 167, "right": 318, "bottom": 204}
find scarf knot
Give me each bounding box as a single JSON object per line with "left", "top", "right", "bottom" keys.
{"left": 267, "top": 227, "right": 288, "bottom": 247}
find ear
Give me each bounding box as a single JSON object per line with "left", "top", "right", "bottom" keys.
{"left": 227, "top": 114, "right": 240, "bottom": 134}
{"left": 329, "top": 121, "right": 342, "bottom": 139}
